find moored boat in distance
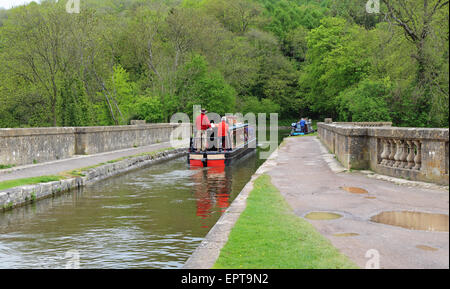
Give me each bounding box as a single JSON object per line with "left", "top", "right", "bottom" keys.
{"left": 290, "top": 118, "right": 315, "bottom": 136}
{"left": 188, "top": 121, "right": 257, "bottom": 167}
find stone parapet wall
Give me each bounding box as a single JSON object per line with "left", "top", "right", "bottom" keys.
{"left": 318, "top": 122, "right": 449, "bottom": 185}
{"left": 0, "top": 127, "right": 77, "bottom": 166}
{"left": 74, "top": 124, "right": 184, "bottom": 155}
{"left": 0, "top": 124, "right": 190, "bottom": 166}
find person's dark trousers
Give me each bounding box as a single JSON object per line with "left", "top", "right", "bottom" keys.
{"left": 220, "top": 136, "right": 226, "bottom": 151}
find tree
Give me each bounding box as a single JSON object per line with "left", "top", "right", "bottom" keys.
{"left": 1, "top": 3, "right": 71, "bottom": 126}
{"left": 59, "top": 78, "right": 92, "bottom": 127}
{"left": 0, "top": 0, "right": 447, "bottom": 129}
{"left": 381, "top": 0, "right": 449, "bottom": 126}
{"left": 176, "top": 54, "right": 236, "bottom": 116}
{"left": 299, "top": 17, "right": 372, "bottom": 119}
{"left": 240, "top": 95, "right": 280, "bottom": 115}
{"left": 284, "top": 26, "right": 309, "bottom": 62}
{"left": 98, "top": 64, "right": 138, "bottom": 125}
{"left": 337, "top": 79, "right": 392, "bottom": 122}
{"left": 329, "top": 0, "right": 382, "bottom": 29}
{"left": 132, "top": 93, "right": 163, "bottom": 123}
{"left": 205, "top": 0, "right": 263, "bottom": 34}
{"left": 382, "top": 0, "right": 448, "bottom": 81}
{"left": 0, "top": 1, "right": 103, "bottom": 127}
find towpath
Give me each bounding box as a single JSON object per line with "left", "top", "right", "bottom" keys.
{"left": 0, "top": 142, "right": 173, "bottom": 182}
{"left": 267, "top": 136, "right": 449, "bottom": 269}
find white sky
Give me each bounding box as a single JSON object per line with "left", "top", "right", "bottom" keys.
{"left": 0, "top": 0, "right": 36, "bottom": 9}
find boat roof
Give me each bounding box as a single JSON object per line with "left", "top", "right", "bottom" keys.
{"left": 229, "top": 123, "right": 250, "bottom": 130}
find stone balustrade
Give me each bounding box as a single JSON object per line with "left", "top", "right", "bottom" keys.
{"left": 318, "top": 121, "right": 449, "bottom": 185}
{"left": 378, "top": 138, "right": 421, "bottom": 170}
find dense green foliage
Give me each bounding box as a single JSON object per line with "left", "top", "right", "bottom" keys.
{"left": 0, "top": 0, "right": 448, "bottom": 127}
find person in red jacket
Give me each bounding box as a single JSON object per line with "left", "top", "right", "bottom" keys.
{"left": 195, "top": 109, "right": 211, "bottom": 151}
{"left": 217, "top": 116, "right": 229, "bottom": 151}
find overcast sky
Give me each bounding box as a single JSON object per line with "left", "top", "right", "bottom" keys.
{"left": 0, "top": 0, "right": 35, "bottom": 9}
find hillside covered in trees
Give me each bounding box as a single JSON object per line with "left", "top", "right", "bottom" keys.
{"left": 0, "top": 0, "right": 448, "bottom": 128}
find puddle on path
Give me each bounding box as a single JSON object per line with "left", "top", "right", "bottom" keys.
{"left": 305, "top": 212, "right": 343, "bottom": 220}
{"left": 416, "top": 245, "right": 439, "bottom": 252}
{"left": 333, "top": 233, "right": 359, "bottom": 237}
{"left": 340, "top": 186, "right": 368, "bottom": 194}
{"left": 371, "top": 211, "right": 449, "bottom": 232}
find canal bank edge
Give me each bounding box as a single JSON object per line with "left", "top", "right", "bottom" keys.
{"left": 183, "top": 147, "right": 280, "bottom": 269}
{"left": 0, "top": 147, "right": 187, "bottom": 212}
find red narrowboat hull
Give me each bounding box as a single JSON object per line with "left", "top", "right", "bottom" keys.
{"left": 188, "top": 138, "right": 256, "bottom": 168}
{"left": 189, "top": 159, "right": 204, "bottom": 167}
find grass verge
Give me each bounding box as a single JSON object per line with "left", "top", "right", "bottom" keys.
{"left": 1, "top": 147, "right": 178, "bottom": 190}
{"left": 65, "top": 147, "right": 176, "bottom": 178}
{"left": 213, "top": 174, "right": 358, "bottom": 269}
{"left": 0, "top": 164, "right": 15, "bottom": 170}
{"left": 0, "top": 176, "right": 65, "bottom": 191}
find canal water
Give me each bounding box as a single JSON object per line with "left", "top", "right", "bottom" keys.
{"left": 0, "top": 130, "right": 290, "bottom": 268}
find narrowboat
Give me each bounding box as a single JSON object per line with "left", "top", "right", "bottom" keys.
{"left": 188, "top": 123, "right": 257, "bottom": 167}
{"left": 290, "top": 120, "right": 315, "bottom": 136}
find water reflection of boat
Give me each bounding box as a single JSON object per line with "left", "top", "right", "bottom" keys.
{"left": 188, "top": 123, "right": 256, "bottom": 167}
{"left": 208, "top": 166, "right": 230, "bottom": 213}
{"left": 190, "top": 166, "right": 232, "bottom": 228}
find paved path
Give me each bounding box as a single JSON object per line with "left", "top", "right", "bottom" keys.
{"left": 268, "top": 136, "right": 449, "bottom": 269}
{"left": 0, "top": 142, "right": 174, "bottom": 182}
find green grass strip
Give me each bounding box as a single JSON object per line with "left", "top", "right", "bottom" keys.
{"left": 0, "top": 176, "right": 65, "bottom": 191}
{"left": 67, "top": 147, "right": 176, "bottom": 177}
{"left": 1, "top": 147, "right": 178, "bottom": 190}
{"left": 213, "top": 174, "right": 358, "bottom": 269}
{"left": 0, "top": 164, "right": 15, "bottom": 170}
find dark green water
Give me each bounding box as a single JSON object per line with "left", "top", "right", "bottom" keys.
{"left": 0, "top": 130, "right": 289, "bottom": 269}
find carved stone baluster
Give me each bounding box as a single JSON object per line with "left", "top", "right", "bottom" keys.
{"left": 406, "top": 140, "right": 415, "bottom": 169}
{"left": 413, "top": 140, "right": 422, "bottom": 171}
{"left": 387, "top": 139, "right": 396, "bottom": 166}
{"left": 399, "top": 140, "right": 408, "bottom": 168}
{"left": 380, "top": 139, "right": 388, "bottom": 165}
{"left": 393, "top": 139, "right": 402, "bottom": 168}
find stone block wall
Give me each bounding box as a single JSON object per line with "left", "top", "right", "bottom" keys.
{"left": 75, "top": 124, "right": 182, "bottom": 155}
{"left": 0, "top": 127, "right": 77, "bottom": 166}
{"left": 318, "top": 122, "right": 449, "bottom": 185}
{"left": 0, "top": 124, "right": 190, "bottom": 166}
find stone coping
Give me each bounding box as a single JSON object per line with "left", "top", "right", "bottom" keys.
{"left": 318, "top": 123, "right": 449, "bottom": 141}
{"left": 367, "top": 127, "right": 448, "bottom": 140}
{"left": 0, "top": 123, "right": 189, "bottom": 137}
{"left": 0, "top": 127, "right": 76, "bottom": 137}
{"left": 334, "top": 122, "right": 393, "bottom": 127}
{"left": 317, "top": 123, "right": 368, "bottom": 136}
{"left": 75, "top": 123, "right": 183, "bottom": 133}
